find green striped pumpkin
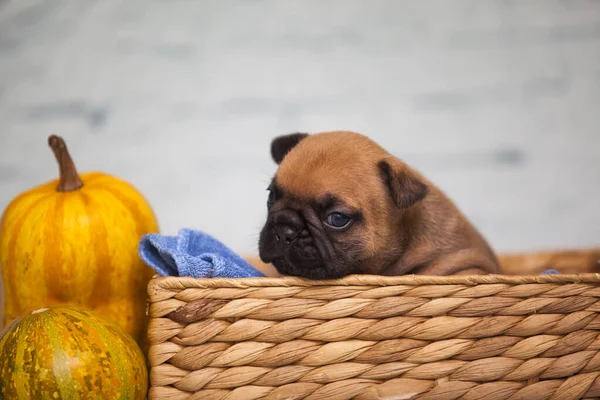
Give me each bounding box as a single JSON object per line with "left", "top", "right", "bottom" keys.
{"left": 0, "top": 306, "right": 148, "bottom": 399}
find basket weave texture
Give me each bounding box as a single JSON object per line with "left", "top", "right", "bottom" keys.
{"left": 147, "top": 250, "right": 600, "bottom": 400}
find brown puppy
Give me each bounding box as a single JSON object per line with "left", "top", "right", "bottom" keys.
{"left": 258, "top": 131, "right": 501, "bottom": 279}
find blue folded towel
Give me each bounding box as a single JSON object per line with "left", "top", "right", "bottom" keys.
{"left": 541, "top": 269, "right": 560, "bottom": 274}
{"left": 138, "top": 228, "right": 265, "bottom": 278}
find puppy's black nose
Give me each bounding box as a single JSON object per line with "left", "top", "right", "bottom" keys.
{"left": 274, "top": 224, "right": 300, "bottom": 244}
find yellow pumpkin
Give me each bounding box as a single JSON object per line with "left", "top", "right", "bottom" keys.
{"left": 0, "top": 135, "right": 159, "bottom": 347}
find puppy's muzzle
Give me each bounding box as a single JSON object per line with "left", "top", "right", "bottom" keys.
{"left": 274, "top": 224, "right": 300, "bottom": 244}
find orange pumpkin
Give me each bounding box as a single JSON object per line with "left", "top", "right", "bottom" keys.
{"left": 0, "top": 305, "right": 148, "bottom": 399}
{"left": 0, "top": 135, "right": 159, "bottom": 346}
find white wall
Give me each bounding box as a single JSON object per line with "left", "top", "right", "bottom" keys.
{"left": 1, "top": 0, "right": 599, "bottom": 255}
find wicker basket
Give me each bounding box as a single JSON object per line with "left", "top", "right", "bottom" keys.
{"left": 147, "top": 248, "right": 600, "bottom": 400}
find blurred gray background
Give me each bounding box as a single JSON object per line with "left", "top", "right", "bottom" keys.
{"left": 0, "top": 0, "right": 598, "bottom": 256}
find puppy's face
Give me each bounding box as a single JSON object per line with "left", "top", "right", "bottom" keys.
{"left": 258, "top": 131, "right": 428, "bottom": 279}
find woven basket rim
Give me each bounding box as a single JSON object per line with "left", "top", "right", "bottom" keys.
{"left": 148, "top": 273, "right": 600, "bottom": 291}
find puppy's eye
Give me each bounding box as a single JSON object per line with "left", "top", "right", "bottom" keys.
{"left": 267, "top": 189, "right": 276, "bottom": 208}
{"left": 325, "top": 212, "right": 352, "bottom": 229}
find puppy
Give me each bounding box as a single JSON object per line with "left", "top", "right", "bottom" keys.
{"left": 258, "top": 131, "right": 501, "bottom": 279}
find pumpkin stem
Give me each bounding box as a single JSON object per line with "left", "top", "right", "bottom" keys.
{"left": 48, "top": 134, "right": 84, "bottom": 192}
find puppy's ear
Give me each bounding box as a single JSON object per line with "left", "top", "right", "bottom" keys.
{"left": 271, "top": 133, "right": 309, "bottom": 164}
{"left": 378, "top": 157, "right": 428, "bottom": 209}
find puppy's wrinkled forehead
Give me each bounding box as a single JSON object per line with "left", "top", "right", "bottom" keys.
{"left": 275, "top": 132, "right": 387, "bottom": 203}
